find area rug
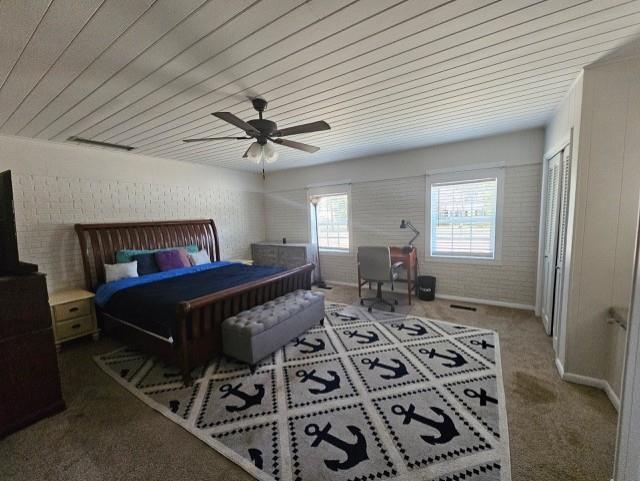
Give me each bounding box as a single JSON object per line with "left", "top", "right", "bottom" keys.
{"left": 94, "top": 302, "right": 511, "bottom": 481}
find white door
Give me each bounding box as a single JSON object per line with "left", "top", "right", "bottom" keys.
{"left": 552, "top": 148, "right": 571, "bottom": 350}
{"left": 541, "top": 152, "right": 562, "bottom": 335}
{"left": 614, "top": 209, "right": 640, "bottom": 481}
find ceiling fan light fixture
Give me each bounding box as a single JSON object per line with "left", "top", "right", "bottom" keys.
{"left": 263, "top": 142, "right": 279, "bottom": 163}
{"left": 246, "top": 141, "right": 263, "bottom": 163}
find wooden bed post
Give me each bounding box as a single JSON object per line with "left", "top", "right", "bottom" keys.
{"left": 178, "top": 308, "right": 191, "bottom": 386}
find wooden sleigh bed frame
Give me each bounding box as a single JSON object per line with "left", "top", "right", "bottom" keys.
{"left": 75, "top": 219, "right": 314, "bottom": 384}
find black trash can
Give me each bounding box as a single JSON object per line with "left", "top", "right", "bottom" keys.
{"left": 417, "top": 275, "right": 436, "bottom": 301}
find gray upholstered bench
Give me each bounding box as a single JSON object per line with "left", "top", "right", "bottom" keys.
{"left": 221, "top": 290, "right": 325, "bottom": 369}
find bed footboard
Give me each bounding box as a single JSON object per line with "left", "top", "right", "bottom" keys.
{"left": 176, "top": 263, "right": 314, "bottom": 384}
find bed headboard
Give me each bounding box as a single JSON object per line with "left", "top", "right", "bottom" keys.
{"left": 74, "top": 219, "right": 221, "bottom": 291}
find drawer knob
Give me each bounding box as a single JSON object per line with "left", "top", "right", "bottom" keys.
{"left": 72, "top": 323, "right": 81, "bottom": 329}
{"left": 69, "top": 307, "right": 79, "bottom": 313}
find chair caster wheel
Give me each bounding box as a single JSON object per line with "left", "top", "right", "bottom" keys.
{"left": 360, "top": 299, "right": 364, "bottom": 306}
{"left": 391, "top": 306, "right": 395, "bottom": 312}
{"left": 368, "top": 306, "right": 373, "bottom": 313}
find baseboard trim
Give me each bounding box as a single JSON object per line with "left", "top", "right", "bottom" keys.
{"left": 560, "top": 370, "right": 620, "bottom": 411}
{"left": 323, "top": 280, "right": 534, "bottom": 312}
{"left": 555, "top": 357, "right": 565, "bottom": 378}
{"left": 435, "top": 293, "right": 534, "bottom": 312}
{"left": 604, "top": 382, "right": 621, "bottom": 412}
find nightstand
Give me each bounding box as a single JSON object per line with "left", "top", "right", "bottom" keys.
{"left": 49, "top": 289, "right": 99, "bottom": 351}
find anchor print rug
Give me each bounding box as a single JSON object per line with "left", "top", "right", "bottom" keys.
{"left": 94, "top": 302, "right": 510, "bottom": 481}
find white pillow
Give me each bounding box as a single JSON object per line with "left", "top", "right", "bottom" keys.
{"left": 105, "top": 261, "right": 139, "bottom": 283}
{"left": 188, "top": 249, "right": 211, "bottom": 266}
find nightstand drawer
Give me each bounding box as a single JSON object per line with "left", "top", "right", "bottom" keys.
{"left": 53, "top": 300, "right": 91, "bottom": 322}
{"left": 56, "top": 316, "right": 94, "bottom": 339}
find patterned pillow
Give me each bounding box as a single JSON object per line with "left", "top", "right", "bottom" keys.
{"left": 154, "top": 249, "right": 190, "bottom": 272}
{"left": 132, "top": 252, "right": 160, "bottom": 276}
{"left": 104, "top": 261, "right": 138, "bottom": 283}
{"left": 188, "top": 249, "right": 211, "bottom": 266}
{"left": 115, "top": 244, "right": 199, "bottom": 263}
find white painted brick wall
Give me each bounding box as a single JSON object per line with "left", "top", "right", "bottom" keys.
{"left": 264, "top": 189, "right": 309, "bottom": 242}
{"left": 12, "top": 173, "right": 265, "bottom": 293}
{"left": 264, "top": 164, "right": 541, "bottom": 306}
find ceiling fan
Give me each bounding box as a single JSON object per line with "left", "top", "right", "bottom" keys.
{"left": 182, "top": 98, "right": 330, "bottom": 164}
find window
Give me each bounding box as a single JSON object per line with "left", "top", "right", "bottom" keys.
{"left": 309, "top": 190, "right": 350, "bottom": 252}
{"left": 428, "top": 169, "right": 503, "bottom": 261}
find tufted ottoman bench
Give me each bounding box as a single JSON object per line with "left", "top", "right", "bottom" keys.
{"left": 221, "top": 290, "right": 325, "bottom": 370}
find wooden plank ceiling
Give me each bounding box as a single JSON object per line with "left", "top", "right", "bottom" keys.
{"left": 1, "top": 0, "right": 639, "bottom": 171}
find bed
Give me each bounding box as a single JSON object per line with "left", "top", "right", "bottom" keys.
{"left": 75, "top": 219, "right": 314, "bottom": 384}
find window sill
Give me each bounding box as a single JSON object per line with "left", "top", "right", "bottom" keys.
{"left": 319, "top": 249, "right": 352, "bottom": 256}
{"left": 427, "top": 255, "right": 502, "bottom": 266}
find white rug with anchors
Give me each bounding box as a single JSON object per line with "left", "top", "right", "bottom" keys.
{"left": 94, "top": 302, "right": 511, "bottom": 481}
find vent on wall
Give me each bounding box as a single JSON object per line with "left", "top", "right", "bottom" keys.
{"left": 68, "top": 136, "right": 134, "bottom": 151}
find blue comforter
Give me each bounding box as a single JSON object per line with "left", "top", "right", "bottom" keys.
{"left": 96, "top": 262, "right": 286, "bottom": 340}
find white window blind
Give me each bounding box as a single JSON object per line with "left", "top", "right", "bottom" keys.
{"left": 312, "top": 193, "right": 350, "bottom": 250}
{"left": 430, "top": 178, "right": 498, "bottom": 259}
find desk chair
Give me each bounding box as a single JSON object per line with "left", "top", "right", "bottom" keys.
{"left": 357, "top": 246, "right": 404, "bottom": 312}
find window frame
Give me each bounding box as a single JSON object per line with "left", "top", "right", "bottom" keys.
{"left": 425, "top": 167, "right": 504, "bottom": 265}
{"left": 308, "top": 184, "right": 352, "bottom": 255}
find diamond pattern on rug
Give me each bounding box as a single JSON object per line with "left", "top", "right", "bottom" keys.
{"left": 196, "top": 370, "right": 277, "bottom": 428}
{"left": 333, "top": 323, "right": 394, "bottom": 352}
{"left": 407, "top": 339, "right": 489, "bottom": 379}
{"left": 136, "top": 359, "right": 206, "bottom": 389}
{"left": 282, "top": 330, "right": 338, "bottom": 362}
{"left": 214, "top": 353, "right": 276, "bottom": 374}
{"left": 429, "top": 461, "right": 502, "bottom": 481}
{"left": 146, "top": 383, "right": 200, "bottom": 419}
{"left": 444, "top": 375, "right": 501, "bottom": 438}
{"left": 381, "top": 317, "right": 443, "bottom": 343}
{"left": 211, "top": 421, "right": 281, "bottom": 481}
{"left": 102, "top": 356, "right": 148, "bottom": 382}
{"left": 325, "top": 303, "right": 373, "bottom": 327}
{"left": 94, "top": 302, "right": 510, "bottom": 481}
{"left": 432, "top": 321, "right": 481, "bottom": 336}
{"left": 288, "top": 403, "right": 397, "bottom": 481}
{"left": 457, "top": 333, "right": 497, "bottom": 365}
{"left": 372, "top": 387, "right": 492, "bottom": 470}
{"left": 98, "top": 346, "right": 145, "bottom": 361}
{"left": 284, "top": 357, "right": 358, "bottom": 409}
{"left": 349, "top": 347, "right": 429, "bottom": 392}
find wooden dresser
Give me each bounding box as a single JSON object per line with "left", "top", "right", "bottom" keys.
{"left": 251, "top": 242, "right": 318, "bottom": 282}
{"left": 0, "top": 273, "right": 65, "bottom": 437}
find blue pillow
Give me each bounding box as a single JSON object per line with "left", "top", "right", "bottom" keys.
{"left": 132, "top": 253, "right": 160, "bottom": 276}
{"left": 116, "top": 244, "right": 199, "bottom": 263}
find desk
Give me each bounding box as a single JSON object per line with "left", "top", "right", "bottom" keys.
{"left": 390, "top": 246, "right": 418, "bottom": 305}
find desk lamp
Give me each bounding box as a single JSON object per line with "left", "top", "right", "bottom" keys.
{"left": 399, "top": 219, "right": 419, "bottom": 253}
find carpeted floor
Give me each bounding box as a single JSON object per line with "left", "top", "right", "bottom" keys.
{"left": 0, "top": 286, "right": 618, "bottom": 481}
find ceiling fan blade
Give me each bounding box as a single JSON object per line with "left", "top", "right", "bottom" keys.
{"left": 212, "top": 112, "right": 260, "bottom": 135}
{"left": 274, "top": 120, "right": 330, "bottom": 137}
{"left": 272, "top": 138, "right": 320, "bottom": 153}
{"left": 182, "top": 136, "right": 250, "bottom": 142}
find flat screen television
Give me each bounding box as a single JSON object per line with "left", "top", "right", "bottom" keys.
{"left": 0, "top": 170, "right": 37, "bottom": 274}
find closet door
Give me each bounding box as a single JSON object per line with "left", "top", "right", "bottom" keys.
{"left": 541, "top": 153, "right": 562, "bottom": 335}
{"left": 552, "top": 148, "right": 571, "bottom": 351}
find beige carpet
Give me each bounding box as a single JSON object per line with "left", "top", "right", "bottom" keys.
{"left": 0, "top": 286, "right": 617, "bottom": 481}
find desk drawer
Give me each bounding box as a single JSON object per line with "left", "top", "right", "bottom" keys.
{"left": 56, "top": 316, "right": 94, "bottom": 339}
{"left": 53, "top": 300, "right": 91, "bottom": 322}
